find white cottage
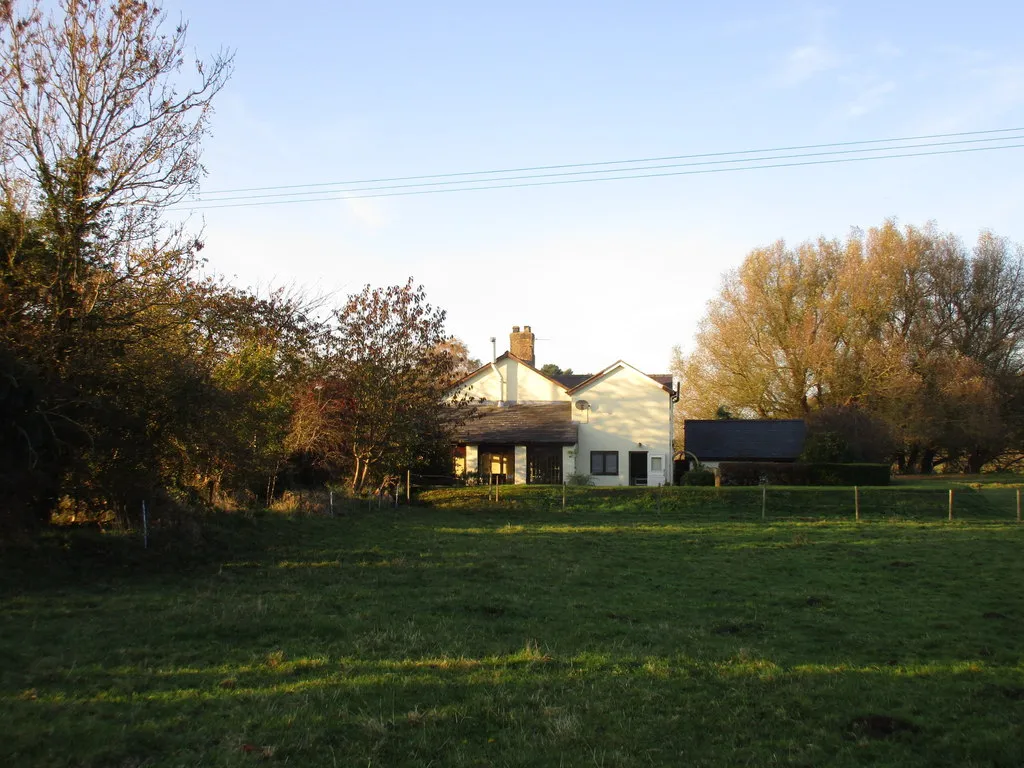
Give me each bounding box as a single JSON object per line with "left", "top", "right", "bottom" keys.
{"left": 450, "top": 326, "right": 678, "bottom": 486}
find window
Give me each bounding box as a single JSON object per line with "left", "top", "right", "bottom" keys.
{"left": 651, "top": 455, "right": 664, "bottom": 472}
{"left": 590, "top": 450, "right": 619, "bottom": 476}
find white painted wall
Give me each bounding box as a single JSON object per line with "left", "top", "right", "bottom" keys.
{"left": 514, "top": 445, "right": 527, "bottom": 484}
{"left": 572, "top": 364, "right": 674, "bottom": 487}
{"left": 562, "top": 445, "right": 577, "bottom": 481}
{"left": 456, "top": 358, "right": 569, "bottom": 403}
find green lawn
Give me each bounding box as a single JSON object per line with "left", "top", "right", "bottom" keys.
{"left": 2, "top": 489, "right": 1023, "bottom": 767}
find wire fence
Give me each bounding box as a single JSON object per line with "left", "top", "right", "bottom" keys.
{"left": 408, "top": 482, "right": 1024, "bottom": 523}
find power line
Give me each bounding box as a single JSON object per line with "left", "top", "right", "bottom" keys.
{"left": 176, "top": 141, "right": 1024, "bottom": 211}
{"left": 188, "top": 133, "right": 1024, "bottom": 204}
{"left": 196, "top": 126, "right": 1024, "bottom": 197}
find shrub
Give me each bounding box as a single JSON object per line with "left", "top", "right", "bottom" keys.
{"left": 718, "top": 462, "right": 889, "bottom": 486}
{"left": 566, "top": 472, "right": 595, "bottom": 486}
{"left": 808, "top": 463, "right": 891, "bottom": 486}
{"left": 679, "top": 468, "right": 716, "bottom": 486}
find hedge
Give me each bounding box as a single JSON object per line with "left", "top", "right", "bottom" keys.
{"left": 679, "top": 468, "right": 716, "bottom": 486}
{"left": 717, "top": 461, "right": 890, "bottom": 486}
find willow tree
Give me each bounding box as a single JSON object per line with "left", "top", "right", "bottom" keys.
{"left": 675, "top": 220, "right": 1024, "bottom": 472}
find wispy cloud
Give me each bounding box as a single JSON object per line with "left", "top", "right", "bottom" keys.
{"left": 341, "top": 196, "right": 387, "bottom": 229}
{"left": 843, "top": 80, "right": 897, "bottom": 118}
{"left": 777, "top": 44, "right": 839, "bottom": 86}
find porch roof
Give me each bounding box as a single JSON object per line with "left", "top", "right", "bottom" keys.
{"left": 455, "top": 402, "right": 578, "bottom": 445}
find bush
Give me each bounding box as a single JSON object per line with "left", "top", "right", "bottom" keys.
{"left": 809, "top": 463, "right": 891, "bottom": 486}
{"left": 679, "top": 468, "right": 716, "bottom": 486}
{"left": 566, "top": 472, "right": 595, "bottom": 486}
{"left": 718, "top": 462, "right": 889, "bottom": 486}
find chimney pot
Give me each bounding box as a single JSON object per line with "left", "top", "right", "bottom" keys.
{"left": 509, "top": 324, "right": 536, "bottom": 367}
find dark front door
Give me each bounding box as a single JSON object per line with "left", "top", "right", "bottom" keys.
{"left": 629, "top": 451, "right": 648, "bottom": 486}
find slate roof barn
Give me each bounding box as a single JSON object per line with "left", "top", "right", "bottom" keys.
{"left": 683, "top": 419, "right": 806, "bottom": 463}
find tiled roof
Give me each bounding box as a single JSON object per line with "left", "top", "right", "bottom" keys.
{"left": 683, "top": 419, "right": 806, "bottom": 461}
{"left": 555, "top": 371, "right": 675, "bottom": 392}
{"left": 551, "top": 373, "right": 590, "bottom": 388}
{"left": 454, "top": 402, "right": 578, "bottom": 445}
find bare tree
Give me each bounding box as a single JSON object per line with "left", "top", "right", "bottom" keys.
{"left": 0, "top": 0, "right": 232, "bottom": 345}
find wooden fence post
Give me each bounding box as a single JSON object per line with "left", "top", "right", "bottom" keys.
{"left": 406, "top": 470, "right": 411, "bottom": 503}
{"left": 948, "top": 489, "right": 953, "bottom": 521}
{"left": 761, "top": 485, "right": 766, "bottom": 521}
{"left": 1017, "top": 488, "right": 1021, "bottom": 523}
{"left": 855, "top": 486, "right": 860, "bottom": 522}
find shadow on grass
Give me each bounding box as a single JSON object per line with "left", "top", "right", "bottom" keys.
{"left": 4, "top": 649, "right": 1023, "bottom": 767}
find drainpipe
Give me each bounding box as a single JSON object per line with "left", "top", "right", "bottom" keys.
{"left": 490, "top": 336, "right": 506, "bottom": 403}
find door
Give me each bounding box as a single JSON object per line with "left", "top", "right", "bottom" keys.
{"left": 628, "top": 451, "right": 648, "bottom": 486}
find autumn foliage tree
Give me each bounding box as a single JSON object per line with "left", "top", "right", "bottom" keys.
{"left": 675, "top": 220, "right": 1024, "bottom": 473}
{"left": 0, "top": 0, "right": 239, "bottom": 530}
{"left": 291, "top": 280, "right": 467, "bottom": 494}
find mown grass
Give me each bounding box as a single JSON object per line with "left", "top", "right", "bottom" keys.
{"left": 1, "top": 489, "right": 1023, "bottom": 767}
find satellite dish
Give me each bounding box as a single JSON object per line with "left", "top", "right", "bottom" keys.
{"left": 574, "top": 399, "right": 590, "bottom": 411}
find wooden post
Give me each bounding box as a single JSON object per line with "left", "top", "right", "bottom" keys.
{"left": 761, "top": 484, "right": 766, "bottom": 521}
{"left": 406, "top": 470, "right": 411, "bottom": 503}
{"left": 1017, "top": 488, "right": 1020, "bottom": 523}
{"left": 141, "top": 500, "right": 148, "bottom": 549}
{"left": 855, "top": 486, "right": 860, "bottom": 522}
{"left": 329, "top": 490, "right": 334, "bottom": 518}
{"left": 496, "top": 476, "right": 500, "bottom": 503}
{"left": 562, "top": 482, "right": 566, "bottom": 510}
{"left": 948, "top": 489, "right": 953, "bottom": 521}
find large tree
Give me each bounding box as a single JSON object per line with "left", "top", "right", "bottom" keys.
{"left": 297, "top": 280, "right": 468, "bottom": 493}
{"left": 675, "top": 220, "right": 1024, "bottom": 472}
{"left": 0, "top": 0, "right": 233, "bottom": 527}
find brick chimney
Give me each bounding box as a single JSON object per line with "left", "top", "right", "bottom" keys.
{"left": 510, "top": 324, "right": 535, "bottom": 367}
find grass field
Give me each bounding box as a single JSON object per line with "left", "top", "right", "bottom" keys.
{"left": 2, "top": 487, "right": 1023, "bottom": 766}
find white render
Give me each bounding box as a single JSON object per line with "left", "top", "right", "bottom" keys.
{"left": 514, "top": 445, "right": 528, "bottom": 484}
{"left": 450, "top": 352, "right": 676, "bottom": 487}
{"left": 455, "top": 356, "right": 570, "bottom": 403}
{"left": 571, "top": 362, "right": 674, "bottom": 487}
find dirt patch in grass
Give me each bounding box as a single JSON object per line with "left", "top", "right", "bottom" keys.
{"left": 847, "top": 714, "right": 920, "bottom": 739}
{"left": 712, "top": 620, "right": 766, "bottom": 636}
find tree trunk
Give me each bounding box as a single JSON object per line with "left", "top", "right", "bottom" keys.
{"left": 967, "top": 449, "right": 987, "bottom": 474}
{"left": 919, "top": 448, "right": 935, "bottom": 475}
{"left": 351, "top": 455, "right": 362, "bottom": 493}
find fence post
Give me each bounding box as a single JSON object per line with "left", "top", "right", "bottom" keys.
{"left": 948, "top": 489, "right": 953, "bottom": 521}
{"left": 1017, "top": 488, "right": 1020, "bottom": 523}
{"left": 406, "top": 470, "right": 411, "bottom": 503}
{"left": 562, "top": 481, "right": 566, "bottom": 510}
{"left": 855, "top": 486, "right": 860, "bottom": 522}
{"left": 761, "top": 484, "right": 766, "bottom": 521}
{"left": 141, "top": 500, "right": 148, "bottom": 549}
{"left": 329, "top": 490, "right": 334, "bottom": 518}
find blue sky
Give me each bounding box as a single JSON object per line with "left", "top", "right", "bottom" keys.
{"left": 171, "top": 0, "right": 1024, "bottom": 373}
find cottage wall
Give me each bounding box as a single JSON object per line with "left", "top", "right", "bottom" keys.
{"left": 572, "top": 365, "right": 673, "bottom": 486}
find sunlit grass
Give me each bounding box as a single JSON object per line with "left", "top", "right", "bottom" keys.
{"left": 1, "top": 491, "right": 1023, "bottom": 766}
